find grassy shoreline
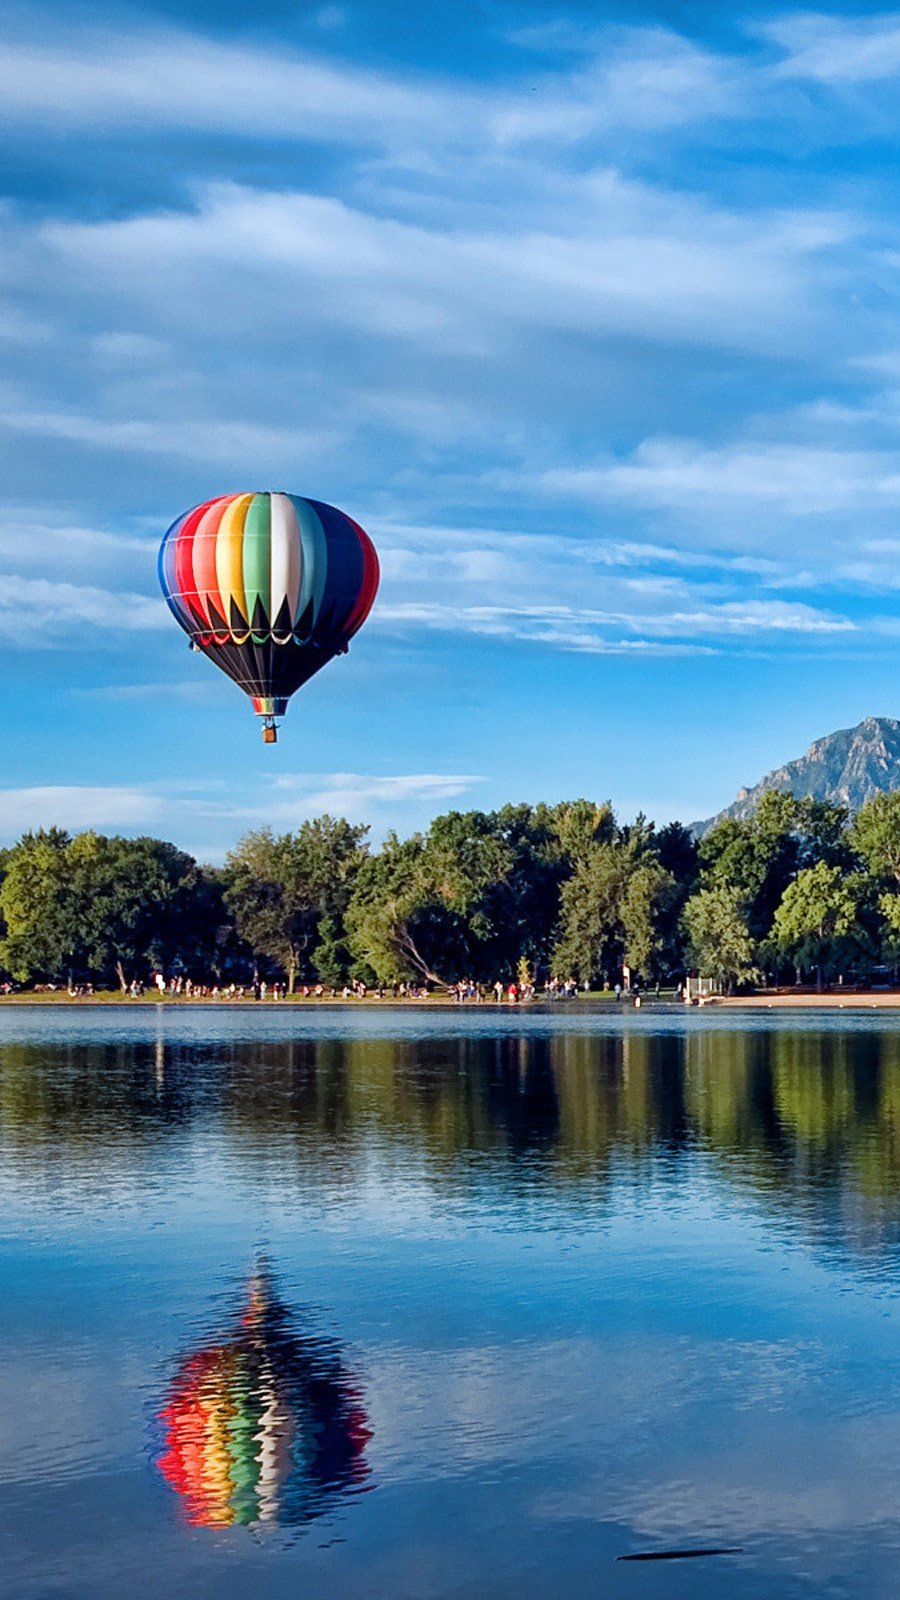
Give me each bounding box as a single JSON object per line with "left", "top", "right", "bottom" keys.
{"left": 3, "top": 989, "right": 900, "bottom": 1010}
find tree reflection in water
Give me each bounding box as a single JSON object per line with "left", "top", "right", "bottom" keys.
{"left": 156, "top": 1266, "right": 371, "bottom": 1528}
{"left": 7, "top": 1023, "right": 900, "bottom": 1264}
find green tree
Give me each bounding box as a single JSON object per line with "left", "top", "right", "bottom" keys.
{"left": 770, "top": 861, "right": 862, "bottom": 990}
{"left": 550, "top": 799, "right": 616, "bottom": 865}
{"left": 682, "top": 885, "right": 758, "bottom": 993}
{"left": 73, "top": 834, "right": 203, "bottom": 988}
{"left": 850, "top": 792, "right": 900, "bottom": 886}
{"left": 225, "top": 817, "right": 367, "bottom": 990}
{"left": 700, "top": 790, "right": 799, "bottom": 943}
{"left": 552, "top": 841, "right": 629, "bottom": 984}
{"left": 347, "top": 806, "right": 569, "bottom": 987}
{"left": 345, "top": 831, "right": 461, "bottom": 985}
{"left": 552, "top": 808, "right": 684, "bottom": 986}
{"left": 621, "top": 859, "right": 678, "bottom": 978}
{"left": 699, "top": 791, "right": 852, "bottom": 970}
{"left": 652, "top": 821, "right": 699, "bottom": 973}
{"left": 796, "top": 799, "right": 852, "bottom": 871}
{"left": 0, "top": 829, "right": 79, "bottom": 982}
{"left": 0, "top": 830, "right": 202, "bottom": 987}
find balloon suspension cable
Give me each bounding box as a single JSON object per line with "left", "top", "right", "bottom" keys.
{"left": 262, "top": 716, "right": 278, "bottom": 745}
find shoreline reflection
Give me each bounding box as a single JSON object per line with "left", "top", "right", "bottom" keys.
{"left": 6, "top": 1025, "right": 900, "bottom": 1266}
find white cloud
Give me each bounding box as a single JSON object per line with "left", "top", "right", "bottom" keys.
{"left": 375, "top": 596, "right": 851, "bottom": 647}
{"left": 77, "top": 681, "right": 216, "bottom": 703}
{"left": 0, "top": 513, "right": 155, "bottom": 570}
{"left": 0, "top": 576, "right": 164, "bottom": 644}
{"left": 767, "top": 14, "right": 900, "bottom": 84}
{"left": 539, "top": 440, "right": 900, "bottom": 519}
{"left": 0, "top": 23, "right": 744, "bottom": 151}
{"left": 0, "top": 31, "right": 457, "bottom": 144}
{"left": 0, "top": 773, "right": 485, "bottom": 849}
{"left": 663, "top": 600, "right": 855, "bottom": 634}
{"left": 0, "top": 785, "right": 164, "bottom": 834}
{"left": 494, "top": 28, "right": 746, "bottom": 144}
{"left": 0, "top": 408, "right": 335, "bottom": 470}
{"left": 43, "top": 178, "right": 838, "bottom": 359}
{"left": 273, "top": 771, "right": 483, "bottom": 817}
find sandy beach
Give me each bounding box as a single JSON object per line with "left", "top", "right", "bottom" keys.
{"left": 710, "top": 991, "right": 900, "bottom": 1009}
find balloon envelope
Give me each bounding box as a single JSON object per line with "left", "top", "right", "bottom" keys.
{"left": 158, "top": 492, "right": 379, "bottom": 737}
{"left": 157, "top": 1270, "right": 371, "bottom": 1528}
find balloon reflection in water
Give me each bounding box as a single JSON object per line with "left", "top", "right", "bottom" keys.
{"left": 157, "top": 1269, "right": 371, "bottom": 1528}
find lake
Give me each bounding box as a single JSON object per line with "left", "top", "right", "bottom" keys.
{"left": 3, "top": 1005, "right": 900, "bottom": 1599}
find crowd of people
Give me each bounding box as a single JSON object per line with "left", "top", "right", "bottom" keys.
{"left": 30, "top": 972, "right": 594, "bottom": 1003}
{"left": 451, "top": 976, "right": 584, "bottom": 1004}
{"left": 47, "top": 974, "right": 442, "bottom": 1002}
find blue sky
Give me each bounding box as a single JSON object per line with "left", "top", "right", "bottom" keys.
{"left": 4, "top": 1, "right": 900, "bottom": 857}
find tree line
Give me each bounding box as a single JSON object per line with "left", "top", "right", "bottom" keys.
{"left": 2, "top": 788, "right": 900, "bottom": 992}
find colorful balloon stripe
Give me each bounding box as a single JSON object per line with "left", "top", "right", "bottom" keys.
{"left": 157, "top": 1271, "right": 372, "bottom": 1530}
{"left": 159, "top": 491, "right": 378, "bottom": 646}
{"left": 158, "top": 491, "right": 379, "bottom": 728}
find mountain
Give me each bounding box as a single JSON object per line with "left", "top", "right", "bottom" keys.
{"left": 695, "top": 716, "right": 900, "bottom": 834}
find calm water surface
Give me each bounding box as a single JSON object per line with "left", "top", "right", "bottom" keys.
{"left": 4, "top": 1006, "right": 900, "bottom": 1598}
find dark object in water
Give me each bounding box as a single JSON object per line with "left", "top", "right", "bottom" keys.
{"left": 618, "top": 1547, "right": 743, "bottom": 1562}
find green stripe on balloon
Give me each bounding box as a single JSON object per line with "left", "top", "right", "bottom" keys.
{"left": 242, "top": 493, "right": 272, "bottom": 640}
{"left": 225, "top": 1359, "right": 264, "bottom": 1524}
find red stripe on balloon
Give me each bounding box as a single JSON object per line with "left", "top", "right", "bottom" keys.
{"left": 173, "top": 499, "right": 218, "bottom": 627}
{"left": 342, "top": 516, "right": 380, "bottom": 638}
{"left": 192, "top": 495, "right": 234, "bottom": 637}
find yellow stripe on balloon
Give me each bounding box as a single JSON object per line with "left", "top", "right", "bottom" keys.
{"left": 215, "top": 493, "right": 253, "bottom": 630}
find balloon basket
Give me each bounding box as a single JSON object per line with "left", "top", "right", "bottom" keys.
{"left": 262, "top": 720, "right": 278, "bottom": 744}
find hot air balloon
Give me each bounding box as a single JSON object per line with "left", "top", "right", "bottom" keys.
{"left": 157, "top": 1268, "right": 371, "bottom": 1529}
{"left": 158, "top": 493, "right": 379, "bottom": 742}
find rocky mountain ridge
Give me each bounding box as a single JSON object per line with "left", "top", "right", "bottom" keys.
{"left": 696, "top": 716, "right": 900, "bottom": 834}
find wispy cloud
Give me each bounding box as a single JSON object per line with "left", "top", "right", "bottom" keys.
{"left": 0, "top": 23, "right": 746, "bottom": 150}
{"left": 766, "top": 13, "right": 900, "bottom": 83}
{"left": 376, "top": 596, "right": 852, "bottom": 647}
{"left": 0, "top": 30, "right": 459, "bottom": 144}
{"left": 0, "top": 576, "right": 164, "bottom": 644}
{"left": 0, "top": 773, "right": 485, "bottom": 852}
{"left": 273, "top": 771, "right": 483, "bottom": 816}
{"left": 44, "top": 178, "right": 837, "bottom": 360}
{"left": 0, "top": 409, "right": 335, "bottom": 471}
{"left": 0, "top": 785, "right": 164, "bottom": 833}
{"left": 539, "top": 440, "right": 900, "bottom": 518}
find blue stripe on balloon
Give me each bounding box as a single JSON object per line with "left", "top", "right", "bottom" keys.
{"left": 308, "top": 500, "right": 364, "bottom": 634}
{"left": 159, "top": 512, "right": 191, "bottom": 627}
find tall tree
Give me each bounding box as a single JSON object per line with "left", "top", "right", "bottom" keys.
{"left": 700, "top": 790, "right": 800, "bottom": 943}
{"left": 225, "top": 817, "right": 367, "bottom": 990}
{"left": 770, "top": 862, "right": 862, "bottom": 990}
{"left": 621, "top": 859, "right": 678, "bottom": 979}
{"left": 0, "top": 829, "right": 79, "bottom": 982}
{"left": 550, "top": 799, "right": 617, "bottom": 865}
{"left": 682, "top": 885, "right": 758, "bottom": 993}
{"left": 850, "top": 792, "right": 900, "bottom": 886}
{"left": 345, "top": 831, "right": 462, "bottom": 985}
{"left": 72, "top": 834, "right": 204, "bottom": 988}
{"left": 0, "top": 830, "right": 202, "bottom": 987}
{"left": 347, "top": 807, "right": 570, "bottom": 986}
{"left": 552, "top": 841, "right": 629, "bottom": 984}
